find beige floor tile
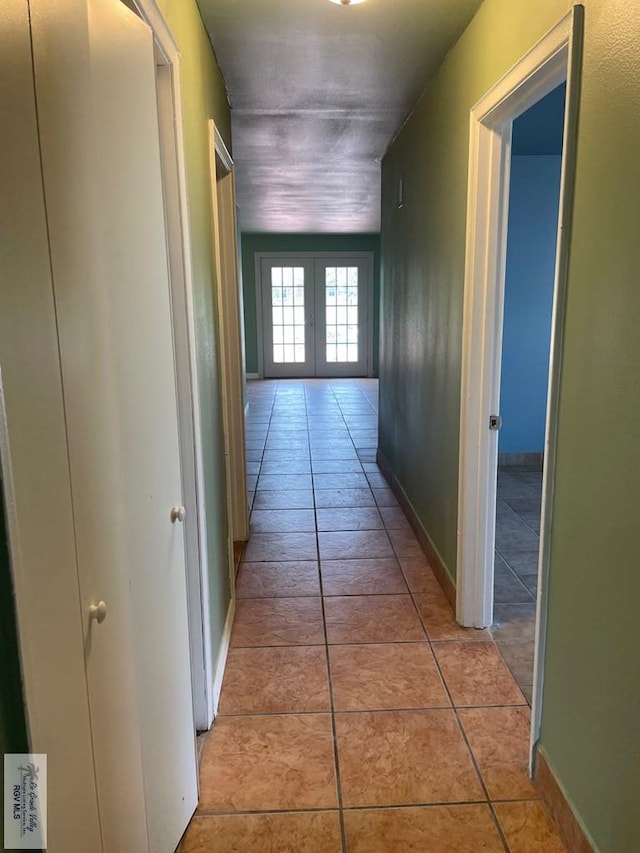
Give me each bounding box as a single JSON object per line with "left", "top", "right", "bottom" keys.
{"left": 242, "top": 531, "right": 317, "bottom": 562}
{"left": 458, "top": 706, "right": 536, "bottom": 800}
{"left": 388, "top": 528, "right": 424, "bottom": 557}
{"left": 218, "top": 646, "right": 330, "bottom": 714}
{"left": 180, "top": 812, "right": 342, "bottom": 853}
{"left": 378, "top": 505, "right": 413, "bottom": 530}
{"left": 325, "top": 595, "right": 425, "bottom": 644}
{"left": 433, "top": 642, "right": 525, "bottom": 706}
{"left": 343, "top": 804, "right": 506, "bottom": 852}
{"left": 259, "top": 459, "right": 312, "bottom": 474}
{"left": 321, "top": 558, "right": 407, "bottom": 595}
{"left": 252, "top": 489, "right": 315, "bottom": 510}
{"left": 236, "top": 561, "right": 320, "bottom": 598}
{"left": 256, "top": 473, "right": 313, "bottom": 490}
{"left": 335, "top": 709, "right": 484, "bottom": 806}
{"left": 316, "top": 506, "right": 384, "bottom": 531}
{"left": 198, "top": 714, "right": 337, "bottom": 812}
{"left": 249, "top": 508, "right": 316, "bottom": 533}
{"left": 231, "top": 597, "right": 325, "bottom": 647}
{"left": 314, "top": 488, "right": 376, "bottom": 508}
{"left": 414, "top": 589, "right": 488, "bottom": 641}
{"left": 313, "top": 472, "right": 369, "bottom": 490}
{"left": 372, "top": 487, "right": 400, "bottom": 507}
{"left": 312, "top": 459, "right": 364, "bottom": 473}
{"left": 318, "top": 529, "right": 394, "bottom": 560}
{"left": 494, "top": 800, "right": 566, "bottom": 852}
{"left": 398, "top": 555, "right": 442, "bottom": 593}
{"left": 329, "top": 643, "right": 450, "bottom": 710}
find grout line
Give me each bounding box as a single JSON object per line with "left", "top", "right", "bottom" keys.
{"left": 192, "top": 796, "right": 534, "bottom": 818}
{"left": 305, "top": 383, "right": 349, "bottom": 853}
{"left": 217, "top": 706, "right": 460, "bottom": 718}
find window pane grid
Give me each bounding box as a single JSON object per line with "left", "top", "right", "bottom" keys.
{"left": 325, "top": 266, "right": 358, "bottom": 363}
{"left": 271, "top": 267, "right": 305, "bottom": 363}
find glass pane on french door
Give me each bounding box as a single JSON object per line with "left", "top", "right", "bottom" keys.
{"left": 314, "top": 258, "right": 369, "bottom": 377}
{"left": 260, "top": 258, "right": 314, "bottom": 377}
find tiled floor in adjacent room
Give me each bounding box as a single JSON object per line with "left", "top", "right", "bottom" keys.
{"left": 179, "top": 379, "right": 565, "bottom": 852}
{"left": 491, "top": 466, "right": 543, "bottom": 703}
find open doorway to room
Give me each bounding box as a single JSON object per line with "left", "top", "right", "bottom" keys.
{"left": 148, "top": 5, "right": 217, "bottom": 735}
{"left": 209, "top": 122, "right": 250, "bottom": 564}
{"left": 457, "top": 8, "right": 583, "bottom": 759}
{"left": 491, "top": 84, "right": 566, "bottom": 704}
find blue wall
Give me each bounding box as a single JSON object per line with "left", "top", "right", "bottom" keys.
{"left": 499, "top": 155, "right": 562, "bottom": 453}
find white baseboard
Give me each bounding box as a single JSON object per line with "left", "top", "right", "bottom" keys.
{"left": 211, "top": 596, "right": 236, "bottom": 719}
{"left": 246, "top": 372, "right": 259, "bottom": 380}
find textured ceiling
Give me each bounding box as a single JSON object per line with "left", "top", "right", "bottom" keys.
{"left": 198, "top": 0, "right": 483, "bottom": 233}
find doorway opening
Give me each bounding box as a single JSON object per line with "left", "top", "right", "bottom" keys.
{"left": 491, "top": 83, "right": 566, "bottom": 705}
{"left": 209, "top": 122, "right": 250, "bottom": 560}
{"left": 456, "top": 7, "right": 583, "bottom": 759}
{"left": 145, "top": 3, "right": 215, "bottom": 734}
{"left": 256, "top": 252, "right": 374, "bottom": 378}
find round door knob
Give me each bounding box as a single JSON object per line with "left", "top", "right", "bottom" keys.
{"left": 89, "top": 600, "right": 107, "bottom": 624}
{"left": 170, "top": 505, "right": 186, "bottom": 523}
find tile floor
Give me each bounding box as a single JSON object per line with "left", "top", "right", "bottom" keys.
{"left": 491, "top": 467, "right": 543, "bottom": 703}
{"left": 178, "top": 379, "right": 565, "bottom": 852}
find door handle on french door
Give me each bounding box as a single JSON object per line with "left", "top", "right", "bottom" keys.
{"left": 89, "top": 600, "right": 107, "bottom": 624}
{"left": 170, "top": 505, "right": 186, "bottom": 523}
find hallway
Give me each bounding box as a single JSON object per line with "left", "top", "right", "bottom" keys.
{"left": 179, "top": 379, "right": 565, "bottom": 852}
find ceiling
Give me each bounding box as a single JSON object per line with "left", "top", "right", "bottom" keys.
{"left": 197, "top": 0, "right": 483, "bottom": 233}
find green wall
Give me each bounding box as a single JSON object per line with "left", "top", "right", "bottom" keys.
{"left": 537, "top": 3, "right": 640, "bottom": 851}
{"left": 240, "top": 233, "right": 381, "bottom": 375}
{"left": 380, "top": 1, "right": 640, "bottom": 850}
{"left": 156, "top": 0, "right": 232, "bottom": 672}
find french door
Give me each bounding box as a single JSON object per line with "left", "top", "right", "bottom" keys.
{"left": 260, "top": 253, "right": 372, "bottom": 378}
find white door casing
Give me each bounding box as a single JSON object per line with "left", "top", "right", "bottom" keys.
{"left": 150, "top": 5, "right": 214, "bottom": 731}
{"left": 209, "top": 122, "right": 250, "bottom": 550}
{"left": 456, "top": 7, "right": 583, "bottom": 757}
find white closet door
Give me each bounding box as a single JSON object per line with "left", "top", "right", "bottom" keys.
{"left": 0, "top": 1, "right": 102, "bottom": 849}
{"left": 31, "top": 0, "right": 198, "bottom": 850}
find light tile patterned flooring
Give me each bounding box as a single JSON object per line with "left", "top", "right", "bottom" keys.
{"left": 179, "top": 379, "right": 565, "bottom": 852}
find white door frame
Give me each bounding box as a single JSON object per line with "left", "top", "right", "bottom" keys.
{"left": 456, "top": 6, "right": 583, "bottom": 752}
{"left": 255, "top": 251, "right": 375, "bottom": 378}
{"left": 133, "top": 0, "right": 214, "bottom": 729}
{"left": 209, "top": 122, "right": 250, "bottom": 558}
